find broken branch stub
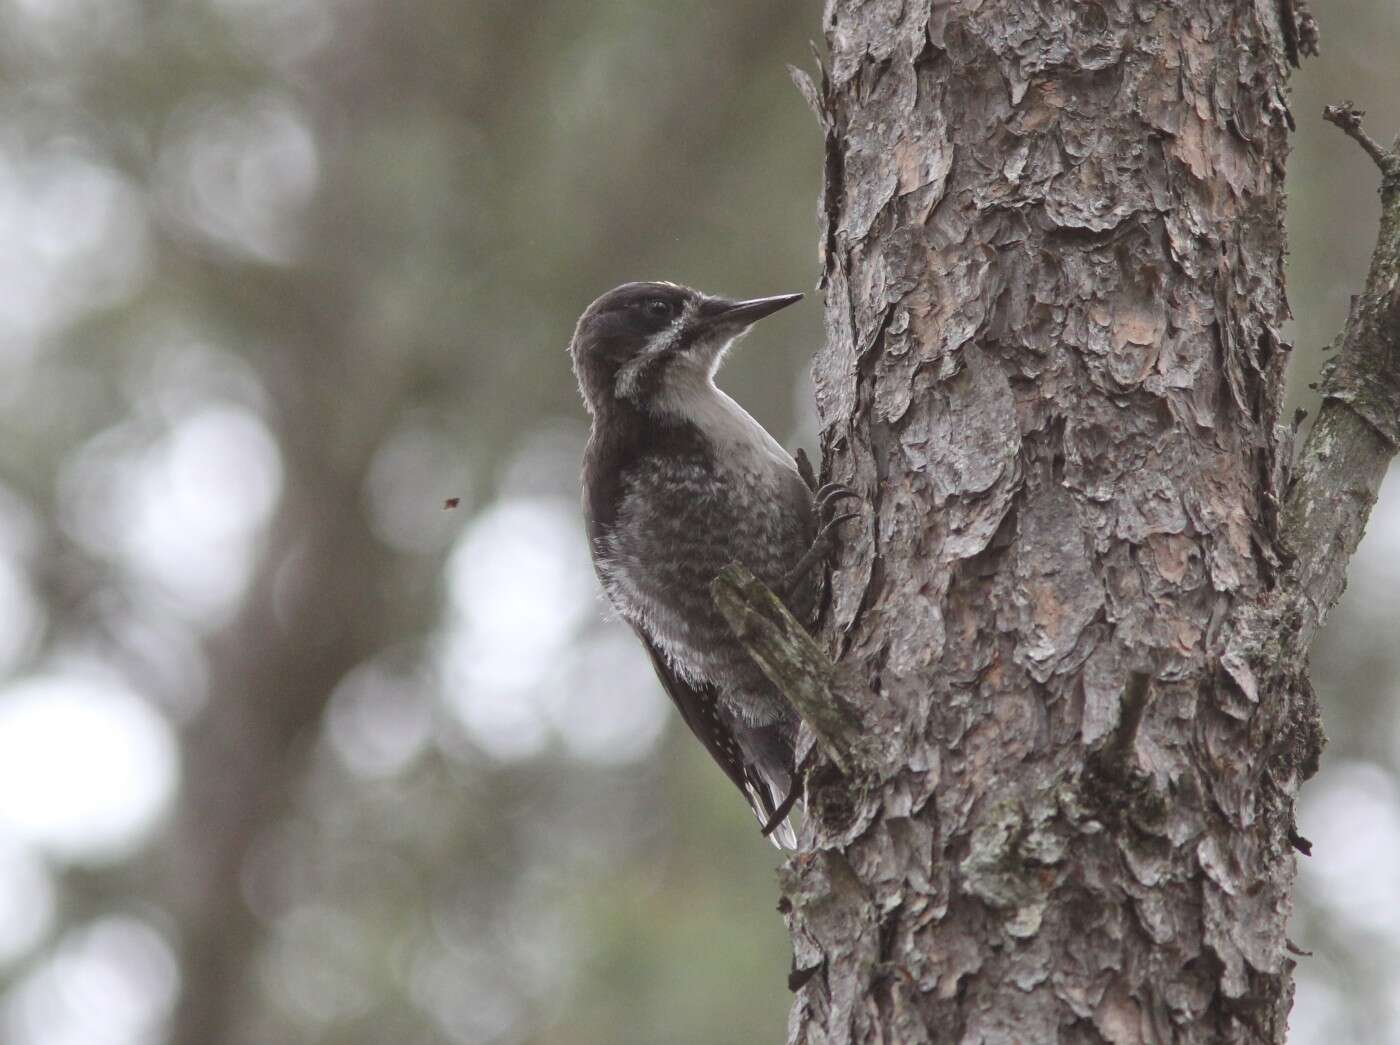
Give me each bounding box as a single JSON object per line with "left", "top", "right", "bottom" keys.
{"left": 710, "top": 563, "right": 884, "bottom": 777}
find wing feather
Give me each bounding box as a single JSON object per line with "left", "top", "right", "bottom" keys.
{"left": 632, "top": 625, "right": 796, "bottom": 846}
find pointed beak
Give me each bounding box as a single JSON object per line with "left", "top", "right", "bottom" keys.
{"left": 699, "top": 292, "right": 803, "bottom": 331}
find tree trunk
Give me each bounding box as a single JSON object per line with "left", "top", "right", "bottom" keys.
{"left": 782, "top": 2, "right": 1329, "bottom": 1041}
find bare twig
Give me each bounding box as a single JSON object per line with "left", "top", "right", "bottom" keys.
{"left": 1280, "top": 104, "right": 1400, "bottom": 649}
{"left": 711, "top": 563, "right": 883, "bottom": 776}
{"left": 1322, "top": 103, "right": 1400, "bottom": 177}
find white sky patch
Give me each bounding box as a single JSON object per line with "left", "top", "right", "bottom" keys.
{"left": 1298, "top": 759, "right": 1400, "bottom": 940}
{"left": 0, "top": 141, "right": 149, "bottom": 345}
{"left": 0, "top": 840, "right": 54, "bottom": 967}
{"left": 326, "top": 656, "right": 433, "bottom": 779}
{"left": 156, "top": 93, "right": 319, "bottom": 264}
{"left": 121, "top": 335, "right": 270, "bottom": 426}
{"left": 5, "top": 0, "right": 141, "bottom": 59}
{"left": 0, "top": 556, "right": 43, "bottom": 677}
{"left": 0, "top": 674, "right": 177, "bottom": 862}
{"left": 60, "top": 404, "right": 283, "bottom": 626}
{"left": 208, "top": 0, "right": 340, "bottom": 72}
{"left": 1288, "top": 976, "right": 1348, "bottom": 1045}
{"left": 1, "top": 916, "right": 178, "bottom": 1045}
{"left": 544, "top": 631, "right": 667, "bottom": 765}
{"left": 363, "top": 417, "right": 472, "bottom": 555}
{"left": 497, "top": 422, "right": 587, "bottom": 501}
{"left": 1349, "top": 470, "right": 1400, "bottom": 613}
{"left": 101, "top": 611, "right": 210, "bottom": 725}
{"left": 257, "top": 905, "right": 376, "bottom": 1028}
{"left": 409, "top": 943, "right": 523, "bottom": 1045}
{"left": 0, "top": 483, "right": 41, "bottom": 560}
{"left": 439, "top": 497, "right": 595, "bottom": 762}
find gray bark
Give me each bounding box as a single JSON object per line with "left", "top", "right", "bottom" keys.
{"left": 750, "top": 3, "right": 1400, "bottom": 1042}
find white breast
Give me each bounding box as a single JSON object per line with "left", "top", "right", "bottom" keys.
{"left": 653, "top": 365, "right": 800, "bottom": 481}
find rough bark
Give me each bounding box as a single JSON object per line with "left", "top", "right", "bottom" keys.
{"left": 759, "top": 1, "right": 1383, "bottom": 1041}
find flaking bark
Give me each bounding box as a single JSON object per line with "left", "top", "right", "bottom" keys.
{"left": 761, "top": 2, "right": 1399, "bottom": 1042}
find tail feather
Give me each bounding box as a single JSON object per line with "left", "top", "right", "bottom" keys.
{"left": 739, "top": 722, "right": 800, "bottom": 850}
{"left": 745, "top": 777, "right": 798, "bottom": 849}
{"left": 631, "top": 627, "right": 801, "bottom": 847}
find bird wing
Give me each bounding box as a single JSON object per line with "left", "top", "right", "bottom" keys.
{"left": 632, "top": 625, "right": 796, "bottom": 847}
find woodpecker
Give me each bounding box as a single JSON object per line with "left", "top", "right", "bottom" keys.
{"left": 569, "top": 281, "right": 854, "bottom": 847}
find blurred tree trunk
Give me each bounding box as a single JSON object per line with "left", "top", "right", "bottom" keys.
{"left": 158, "top": 267, "right": 414, "bottom": 1045}
{"left": 786, "top": 2, "right": 1319, "bottom": 1041}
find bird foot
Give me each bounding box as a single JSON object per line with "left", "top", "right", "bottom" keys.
{"left": 778, "top": 484, "right": 861, "bottom": 601}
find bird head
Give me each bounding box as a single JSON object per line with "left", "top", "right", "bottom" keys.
{"left": 568, "top": 281, "right": 801, "bottom": 417}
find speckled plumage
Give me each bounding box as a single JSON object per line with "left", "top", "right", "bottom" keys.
{"left": 570, "top": 282, "right": 817, "bottom": 847}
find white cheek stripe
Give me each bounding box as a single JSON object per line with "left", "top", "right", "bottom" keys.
{"left": 613, "top": 299, "right": 705, "bottom": 403}
{"left": 615, "top": 314, "right": 682, "bottom": 401}
{"left": 614, "top": 354, "right": 652, "bottom": 401}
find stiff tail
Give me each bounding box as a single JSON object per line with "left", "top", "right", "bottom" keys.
{"left": 739, "top": 723, "right": 800, "bottom": 850}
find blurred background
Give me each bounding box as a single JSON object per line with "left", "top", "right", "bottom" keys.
{"left": 0, "top": 1, "right": 1394, "bottom": 1042}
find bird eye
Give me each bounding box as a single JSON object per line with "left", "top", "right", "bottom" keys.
{"left": 643, "top": 298, "right": 673, "bottom": 319}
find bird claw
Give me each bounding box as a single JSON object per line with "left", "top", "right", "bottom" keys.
{"left": 814, "top": 482, "right": 861, "bottom": 513}
{"left": 816, "top": 510, "right": 861, "bottom": 541}
{"left": 811, "top": 484, "right": 861, "bottom": 545}
{"left": 777, "top": 487, "right": 862, "bottom": 603}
